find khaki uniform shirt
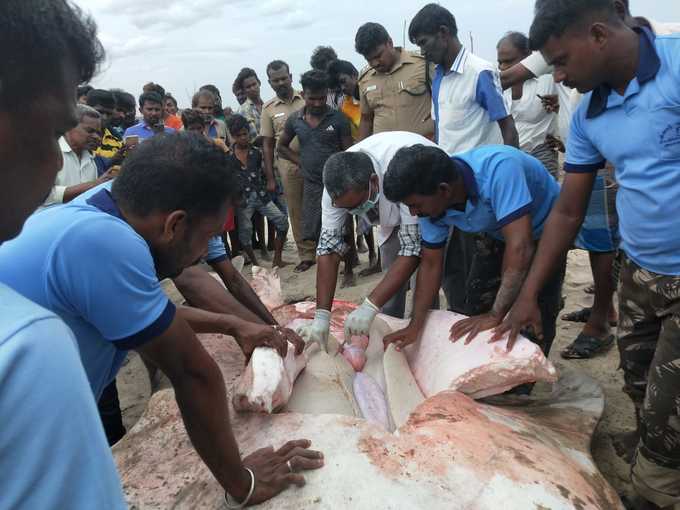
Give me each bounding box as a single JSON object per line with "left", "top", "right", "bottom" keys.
{"left": 261, "top": 91, "right": 304, "bottom": 174}
{"left": 358, "top": 48, "right": 434, "bottom": 138}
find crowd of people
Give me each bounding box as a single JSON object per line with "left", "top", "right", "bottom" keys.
{"left": 1, "top": 0, "right": 680, "bottom": 508}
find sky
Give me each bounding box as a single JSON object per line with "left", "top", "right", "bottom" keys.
{"left": 76, "top": 0, "right": 680, "bottom": 109}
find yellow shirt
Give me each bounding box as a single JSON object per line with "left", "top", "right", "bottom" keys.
{"left": 341, "top": 95, "right": 361, "bottom": 142}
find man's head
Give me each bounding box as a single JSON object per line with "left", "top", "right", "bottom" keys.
{"left": 138, "top": 91, "right": 164, "bottom": 127}
{"left": 111, "top": 132, "right": 240, "bottom": 279}
{"left": 164, "top": 94, "right": 178, "bottom": 116}
{"left": 0, "top": 0, "right": 103, "bottom": 241}
{"left": 408, "top": 4, "right": 458, "bottom": 65}
{"left": 235, "top": 68, "right": 261, "bottom": 102}
{"left": 529, "top": 0, "right": 625, "bottom": 93}
{"left": 323, "top": 152, "right": 379, "bottom": 212}
{"left": 327, "top": 60, "right": 359, "bottom": 98}
{"left": 85, "top": 88, "right": 114, "bottom": 125}
{"left": 200, "top": 84, "right": 223, "bottom": 118}
{"left": 497, "top": 32, "right": 532, "bottom": 72}
{"left": 300, "top": 70, "right": 329, "bottom": 116}
{"left": 181, "top": 109, "right": 207, "bottom": 134}
{"left": 310, "top": 46, "right": 338, "bottom": 71}
{"left": 232, "top": 80, "right": 247, "bottom": 105}
{"left": 65, "top": 104, "right": 102, "bottom": 153}
{"left": 384, "top": 144, "right": 462, "bottom": 218}
{"left": 111, "top": 89, "right": 136, "bottom": 129}
{"left": 192, "top": 89, "right": 217, "bottom": 122}
{"left": 226, "top": 114, "right": 251, "bottom": 149}
{"left": 266, "top": 60, "right": 293, "bottom": 99}
{"left": 77, "top": 84, "right": 93, "bottom": 104}
{"left": 355, "top": 22, "right": 397, "bottom": 74}
{"left": 143, "top": 82, "right": 166, "bottom": 99}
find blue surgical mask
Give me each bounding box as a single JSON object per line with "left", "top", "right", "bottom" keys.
{"left": 348, "top": 183, "right": 380, "bottom": 217}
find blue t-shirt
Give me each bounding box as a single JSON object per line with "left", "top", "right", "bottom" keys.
{"left": 564, "top": 28, "right": 680, "bottom": 275}
{"left": 0, "top": 190, "right": 175, "bottom": 400}
{"left": 123, "top": 121, "right": 175, "bottom": 141}
{"left": 0, "top": 283, "right": 126, "bottom": 509}
{"left": 420, "top": 145, "right": 560, "bottom": 248}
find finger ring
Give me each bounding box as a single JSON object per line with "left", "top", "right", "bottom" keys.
{"left": 287, "top": 460, "right": 293, "bottom": 473}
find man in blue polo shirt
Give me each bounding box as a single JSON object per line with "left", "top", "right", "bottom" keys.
{"left": 496, "top": 1, "right": 680, "bottom": 507}
{"left": 0, "top": 132, "right": 324, "bottom": 507}
{"left": 382, "top": 143, "right": 563, "bottom": 361}
{"left": 123, "top": 91, "right": 175, "bottom": 143}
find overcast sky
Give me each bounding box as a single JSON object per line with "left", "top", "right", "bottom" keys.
{"left": 76, "top": 0, "right": 680, "bottom": 109}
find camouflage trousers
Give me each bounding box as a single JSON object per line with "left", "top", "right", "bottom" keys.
{"left": 617, "top": 253, "right": 680, "bottom": 507}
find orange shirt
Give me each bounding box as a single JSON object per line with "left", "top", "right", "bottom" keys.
{"left": 341, "top": 95, "right": 361, "bottom": 142}
{"left": 164, "top": 114, "right": 183, "bottom": 131}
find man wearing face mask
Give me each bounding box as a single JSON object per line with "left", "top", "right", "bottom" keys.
{"left": 296, "top": 131, "right": 431, "bottom": 352}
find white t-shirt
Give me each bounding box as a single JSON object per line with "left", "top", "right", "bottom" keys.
{"left": 504, "top": 75, "right": 559, "bottom": 152}
{"left": 321, "top": 131, "right": 434, "bottom": 246}
{"left": 0, "top": 283, "right": 126, "bottom": 509}
{"left": 44, "top": 137, "right": 98, "bottom": 206}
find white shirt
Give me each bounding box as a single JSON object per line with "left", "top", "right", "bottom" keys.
{"left": 44, "top": 137, "right": 98, "bottom": 206}
{"left": 503, "top": 75, "right": 559, "bottom": 152}
{"left": 320, "top": 131, "right": 434, "bottom": 247}
{"left": 433, "top": 46, "right": 509, "bottom": 153}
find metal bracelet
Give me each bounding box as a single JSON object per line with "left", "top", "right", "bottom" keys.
{"left": 224, "top": 468, "right": 255, "bottom": 509}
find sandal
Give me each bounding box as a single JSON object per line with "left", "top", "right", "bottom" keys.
{"left": 561, "top": 333, "right": 614, "bottom": 359}
{"left": 562, "top": 307, "right": 592, "bottom": 323}
{"left": 293, "top": 260, "right": 316, "bottom": 273}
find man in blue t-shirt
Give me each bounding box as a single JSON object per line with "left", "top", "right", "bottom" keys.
{"left": 0, "top": 1, "right": 127, "bottom": 508}
{"left": 0, "top": 132, "right": 324, "bottom": 507}
{"left": 497, "top": 1, "right": 680, "bottom": 507}
{"left": 382, "top": 144, "right": 564, "bottom": 361}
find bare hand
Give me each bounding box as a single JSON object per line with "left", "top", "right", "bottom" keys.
{"left": 266, "top": 178, "right": 276, "bottom": 194}
{"left": 279, "top": 327, "right": 305, "bottom": 355}
{"left": 538, "top": 93, "right": 559, "bottom": 114}
{"left": 491, "top": 295, "right": 543, "bottom": 351}
{"left": 545, "top": 134, "right": 565, "bottom": 153}
{"left": 382, "top": 324, "right": 421, "bottom": 352}
{"left": 97, "top": 168, "right": 116, "bottom": 183}
{"left": 241, "top": 439, "right": 324, "bottom": 506}
{"left": 235, "top": 322, "right": 288, "bottom": 360}
{"left": 449, "top": 313, "right": 502, "bottom": 345}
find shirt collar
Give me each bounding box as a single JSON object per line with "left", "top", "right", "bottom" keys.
{"left": 438, "top": 46, "right": 468, "bottom": 76}
{"left": 273, "top": 90, "right": 303, "bottom": 106}
{"left": 452, "top": 156, "right": 479, "bottom": 202}
{"left": 86, "top": 188, "right": 124, "bottom": 220}
{"left": 59, "top": 136, "right": 73, "bottom": 153}
{"left": 586, "top": 26, "right": 660, "bottom": 119}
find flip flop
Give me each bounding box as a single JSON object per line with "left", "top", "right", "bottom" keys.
{"left": 560, "top": 333, "right": 614, "bottom": 359}
{"left": 562, "top": 307, "right": 617, "bottom": 326}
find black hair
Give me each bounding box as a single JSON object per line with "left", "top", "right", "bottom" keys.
{"left": 181, "top": 109, "right": 206, "bottom": 129}
{"left": 191, "top": 89, "right": 216, "bottom": 108}
{"left": 300, "top": 69, "right": 329, "bottom": 93}
{"left": 235, "top": 67, "right": 261, "bottom": 92}
{"left": 497, "top": 31, "right": 531, "bottom": 54}
{"left": 409, "top": 3, "right": 458, "bottom": 43}
{"left": 327, "top": 60, "right": 358, "bottom": 88}
{"left": 138, "top": 91, "right": 163, "bottom": 109}
{"left": 266, "top": 60, "right": 290, "bottom": 77}
{"left": 77, "top": 85, "right": 94, "bottom": 98}
{"left": 86, "top": 88, "right": 115, "bottom": 109}
{"left": 0, "top": 0, "right": 104, "bottom": 112}
{"left": 199, "top": 84, "right": 221, "bottom": 100}
{"left": 355, "top": 22, "right": 390, "bottom": 56}
{"left": 164, "top": 94, "right": 178, "bottom": 107}
{"left": 384, "top": 145, "right": 459, "bottom": 203}
{"left": 226, "top": 114, "right": 250, "bottom": 136}
{"left": 529, "top": 0, "right": 618, "bottom": 51}
{"left": 112, "top": 132, "right": 240, "bottom": 218}
{"left": 143, "top": 82, "right": 166, "bottom": 98}
{"left": 111, "top": 89, "right": 135, "bottom": 110}
{"left": 310, "top": 46, "right": 338, "bottom": 71}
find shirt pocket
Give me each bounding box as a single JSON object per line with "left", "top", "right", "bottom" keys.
{"left": 437, "top": 103, "right": 469, "bottom": 129}
{"left": 398, "top": 75, "right": 428, "bottom": 108}
{"left": 273, "top": 114, "right": 287, "bottom": 135}
{"left": 655, "top": 105, "right": 680, "bottom": 161}
{"left": 363, "top": 84, "right": 383, "bottom": 111}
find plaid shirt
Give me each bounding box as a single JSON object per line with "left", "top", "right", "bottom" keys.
{"left": 237, "top": 98, "right": 262, "bottom": 142}
{"left": 316, "top": 223, "right": 421, "bottom": 258}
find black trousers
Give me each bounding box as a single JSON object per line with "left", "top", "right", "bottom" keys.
{"left": 98, "top": 379, "right": 126, "bottom": 446}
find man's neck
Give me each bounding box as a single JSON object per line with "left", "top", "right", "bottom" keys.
{"left": 248, "top": 96, "right": 263, "bottom": 106}
{"left": 606, "top": 28, "right": 640, "bottom": 95}
{"left": 442, "top": 37, "right": 463, "bottom": 71}
{"left": 277, "top": 87, "right": 294, "bottom": 102}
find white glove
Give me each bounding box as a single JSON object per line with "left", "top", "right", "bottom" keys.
{"left": 295, "top": 309, "right": 331, "bottom": 353}
{"left": 344, "top": 298, "right": 380, "bottom": 340}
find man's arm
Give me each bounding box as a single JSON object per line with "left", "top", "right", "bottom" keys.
{"left": 358, "top": 112, "right": 374, "bottom": 141}
{"left": 494, "top": 172, "right": 597, "bottom": 347}
{"left": 500, "top": 63, "right": 536, "bottom": 90}
{"left": 137, "top": 316, "right": 322, "bottom": 505}
{"left": 262, "top": 136, "right": 277, "bottom": 193}
{"left": 315, "top": 253, "right": 342, "bottom": 311}
{"left": 277, "top": 128, "right": 300, "bottom": 166}
{"left": 498, "top": 115, "right": 519, "bottom": 148}
{"left": 382, "top": 247, "right": 444, "bottom": 351}
{"left": 450, "top": 215, "right": 534, "bottom": 343}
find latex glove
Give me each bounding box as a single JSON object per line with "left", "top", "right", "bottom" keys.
{"left": 295, "top": 309, "right": 331, "bottom": 352}
{"left": 343, "top": 298, "right": 380, "bottom": 341}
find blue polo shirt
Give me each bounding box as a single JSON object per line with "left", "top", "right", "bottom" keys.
{"left": 0, "top": 284, "right": 126, "bottom": 509}
{"left": 565, "top": 28, "right": 680, "bottom": 275}
{"left": 0, "top": 189, "right": 176, "bottom": 400}
{"left": 420, "top": 145, "right": 560, "bottom": 248}
{"left": 123, "top": 121, "right": 175, "bottom": 141}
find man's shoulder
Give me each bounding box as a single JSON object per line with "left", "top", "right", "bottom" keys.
{"left": 263, "top": 96, "right": 279, "bottom": 109}
{"left": 464, "top": 52, "right": 496, "bottom": 75}
{"left": 358, "top": 65, "right": 377, "bottom": 83}
{"left": 401, "top": 49, "right": 427, "bottom": 65}
{"left": 0, "top": 284, "right": 58, "bottom": 340}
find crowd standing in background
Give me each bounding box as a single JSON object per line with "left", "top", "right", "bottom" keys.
{"left": 2, "top": 0, "right": 680, "bottom": 509}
